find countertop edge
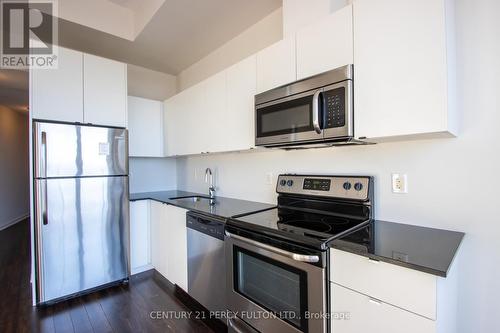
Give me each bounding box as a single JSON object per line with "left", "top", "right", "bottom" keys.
{"left": 329, "top": 244, "right": 449, "bottom": 277}
{"left": 330, "top": 224, "right": 465, "bottom": 278}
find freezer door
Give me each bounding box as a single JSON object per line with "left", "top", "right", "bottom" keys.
{"left": 35, "top": 176, "right": 129, "bottom": 303}
{"left": 34, "top": 121, "right": 128, "bottom": 178}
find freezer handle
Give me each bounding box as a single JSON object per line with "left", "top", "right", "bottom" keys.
{"left": 41, "top": 131, "right": 47, "bottom": 179}
{"left": 34, "top": 124, "right": 48, "bottom": 179}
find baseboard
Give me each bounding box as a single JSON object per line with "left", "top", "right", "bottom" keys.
{"left": 0, "top": 213, "right": 29, "bottom": 231}
{"left": 131, "top": 264, "right": 154, "bottom": 275}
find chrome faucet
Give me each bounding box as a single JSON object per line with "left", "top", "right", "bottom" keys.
{"left": 205, "top": 168, "right": 216, "bottom": 205}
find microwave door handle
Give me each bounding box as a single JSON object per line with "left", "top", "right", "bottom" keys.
{"left": 312, "top": 90, "right": 323, "bottom": 134}
{"left": 225, "top": 231, "right": 320, "bottom": 263}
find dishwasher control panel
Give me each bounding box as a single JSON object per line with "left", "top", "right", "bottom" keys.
{"left": 186, "top": 213, "right": 225, "bottom": 240}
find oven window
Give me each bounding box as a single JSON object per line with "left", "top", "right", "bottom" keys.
{"left": 234, "top": 246, "right": 308, "bottom": 331}
{"left": 256, "top": 95, "right": 314, "bottom": 137}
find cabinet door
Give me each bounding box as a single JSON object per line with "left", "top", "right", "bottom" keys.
{"left": 150, "top": 201, "right": 168, "bottom": 279}
{"left": 128, "top": 96, "right": 164, "bottom": 157}
{"left": 225, "top": 55, "right": 257, "bottom": 151}
{"left": 296, "top": 4, "right": 353, "bottom": 80}
{"left": 256, "top": 37, "right": 296, "bottom": 93}
{"left": 353, "top": 0, "right": 452, "bottom": 140}
{"left": 164, "top": 83, "right": 204, "bottom": 156}
{"left": 83, "top": 54, "right": 127, "bottom": 127}
{"left": 130, "top": 200, "right": 151, "bottom": 273}
{"left": 202, "top": 71, "right": 227, "bottom": 153}
{"left": 164, "top": 94, "right": 182, "bottom": 156}
{"left": 31, "top": 47, "right": 84, "bottom": 123}
{"left": 331, "top": 283, "right": 436, "bottom": 333}
{"left": 165, "top": 205, "right": 188, "bottom": 291}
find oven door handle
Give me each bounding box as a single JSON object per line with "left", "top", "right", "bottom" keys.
{"left": 225, "top": 231, "right": 320, "bottom": 263}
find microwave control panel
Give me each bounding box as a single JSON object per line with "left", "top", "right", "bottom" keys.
{"left": 323, "top": 87, "right": 345, "bottom": 128}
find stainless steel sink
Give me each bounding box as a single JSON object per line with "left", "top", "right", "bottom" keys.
{"left": 168, "top": 196, "right": 211, "bottom": 203}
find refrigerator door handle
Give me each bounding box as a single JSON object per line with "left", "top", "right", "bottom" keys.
{"left": 41, "top": 180, "right": 48, "bottom": 225}
{"left": 34, "top": 180, "right": 45, "bottom": 302}
{"left": 41, "top": 131, "right": 47, "bottom": 179}
{"left": 34, "top": 124, "right": 47, "bottom": 179}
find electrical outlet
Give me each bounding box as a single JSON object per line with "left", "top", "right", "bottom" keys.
{"left": 392, "top": 173, "right": 408, "bottom": 193}
{"left": 265, "top": 172, "right": 274, "bottom": 185}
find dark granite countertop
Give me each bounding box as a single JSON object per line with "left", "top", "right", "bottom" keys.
{"left": 130, "top": 190, "right": 275, "bottom": 219}
{"left": 329, "top": 220, "right": 464, "bottom": 277}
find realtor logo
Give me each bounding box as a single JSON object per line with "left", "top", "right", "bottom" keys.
{"left": 1, "top": 0, "right": 58, "bottom": 68}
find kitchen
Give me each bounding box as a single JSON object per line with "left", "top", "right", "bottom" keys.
{"left": 0, "top": 0, "right": 498, "bottom": 332}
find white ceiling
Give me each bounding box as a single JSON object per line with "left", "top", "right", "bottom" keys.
{"left": 57, "top": 0, "right": 282, "bottom": 74}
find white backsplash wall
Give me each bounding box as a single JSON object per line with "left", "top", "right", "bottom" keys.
{"left": 176, "top": 0, "right": 500, "bottom": 331}
{"left": 129, "top": 157, "right": 177, "bottom": 193}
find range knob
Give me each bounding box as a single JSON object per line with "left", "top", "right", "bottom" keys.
{"left": 354, "top": 182, "right": 363, "bottom": 191}
{"left": 287, "top": 180, "right": 294, "bottom": 187}
{"left": 279, "top": 179, "right": 287, "bottom": 186}
{"left": 343, "top": 182, "right": 352, "bottom": 190}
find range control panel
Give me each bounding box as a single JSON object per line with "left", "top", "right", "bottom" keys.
{"left": 277, "top": 174, "right": 371, "bottom": 201}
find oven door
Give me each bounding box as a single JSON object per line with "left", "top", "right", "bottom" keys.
{"left": 255, "top": 89, "right": 324, "bottom": 147}
{"left": 225, "top": 231, "right": 327, "bottom": 333}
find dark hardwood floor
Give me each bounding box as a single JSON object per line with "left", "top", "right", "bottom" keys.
{"left": 0, "top": 220, "right": 215, "bottom": 333}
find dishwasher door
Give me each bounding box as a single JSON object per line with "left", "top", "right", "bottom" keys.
{"left": 187, "top": 212, "right": 226, "bottom": 315}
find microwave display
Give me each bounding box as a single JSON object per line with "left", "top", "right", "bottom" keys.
{"left": 303, "top": 178, "right": 331, "bottom": 191}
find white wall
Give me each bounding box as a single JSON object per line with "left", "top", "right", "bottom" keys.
{"left": 175, "top": 0, "right": 500, "bottom": 331}
{"left": 177, "top": 8, "right": 283, "bottom": 91}
{"left": 0, "top": 106, "right": 29, "bottom": 230}
{"left": 129, "top": 157, "right": 177, "bottom": 193}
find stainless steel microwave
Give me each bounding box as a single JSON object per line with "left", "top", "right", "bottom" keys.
{"left": 255, "top": 65, "right": 355, "bottom": 148}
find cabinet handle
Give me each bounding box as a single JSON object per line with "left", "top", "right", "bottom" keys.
{"left": 368, "top": 297, "right": 382, "bottom": 306}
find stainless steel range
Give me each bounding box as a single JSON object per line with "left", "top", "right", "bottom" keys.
{"left": 225, "top": 174, "right": 374, "bottom": 333}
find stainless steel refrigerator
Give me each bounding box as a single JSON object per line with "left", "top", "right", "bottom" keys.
{"left": 33, "top": 121, "right": 129, "bottom": 304}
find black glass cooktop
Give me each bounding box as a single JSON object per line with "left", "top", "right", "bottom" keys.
{"left": 228, "top": 206, "right": 371, "bottom": 249}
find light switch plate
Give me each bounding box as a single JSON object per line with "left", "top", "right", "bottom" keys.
{"left": 392, "top": 173, "right": 408, "bottom": 193}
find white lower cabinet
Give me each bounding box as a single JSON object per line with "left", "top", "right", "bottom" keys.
{"left": 164, "top": 205, "right": 188, "bottom": 291}
{"left": 330, "top": 249, "right": 459, "bottom": 333}
{"left": 129, "top": 200, "right": 152, "bottom": 274}
{"left": 331, "top": 283, "right": 435, "bottom": 333}
{"left": 150, "top": 201, "right": 169, "bottom": 278}
{"left": 149, "top": 201, "right": 188, "bottom": 291}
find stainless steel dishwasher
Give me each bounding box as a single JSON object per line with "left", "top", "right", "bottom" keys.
{"left": 187, "top": 211, "right": 226, "bottom": 316}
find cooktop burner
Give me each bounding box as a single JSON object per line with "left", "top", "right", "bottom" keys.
{"left": 227, "top": 174, "right": 374, "bottom": 250}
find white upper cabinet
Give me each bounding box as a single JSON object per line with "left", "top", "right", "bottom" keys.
{"left": 256, "top": 36, "right": 296, "bottom": 93}
{"left": 128, "top": 96, "right": 164, "bottom": 157}
{"left": 31, "top": 47, "right": 84, "bottom": 123}
{"left": 164, "top": 56, "right": 257, "bottom": 156}
{"left": 225, "top": 55, "right": 257, "bottom": 151}
{"left": 353, "top": 0, "right": 457, "bottom": 140}
{"left": 201, "top": 71, "right": 227, "bottom": 153}
{"left": 83, "top": 53, "right": 127, "bottom": 128}
{"left": 296, "top": 4, "right": 354, "bottom": 79}
{"left": 31, "top": 47, "right": 128, "bottom": 128}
